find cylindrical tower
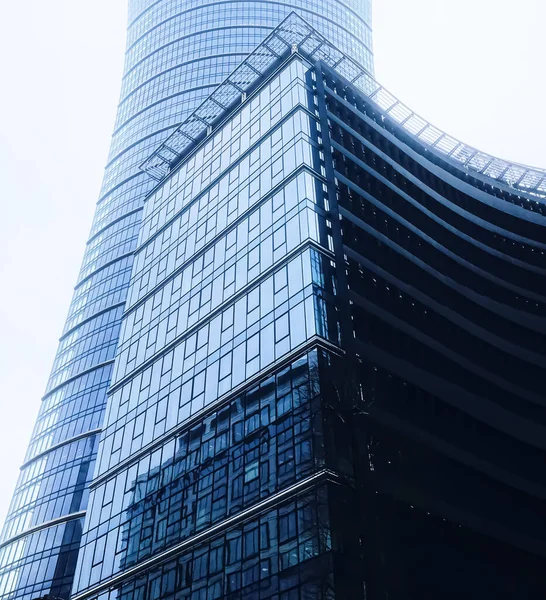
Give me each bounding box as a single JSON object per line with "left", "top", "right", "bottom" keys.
{"left": 0, "top": 3, "right": 373, "bottom": 599}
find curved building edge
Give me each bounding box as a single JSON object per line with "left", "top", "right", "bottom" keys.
{"left": 72, "top": 27, "right": 545, "bottom": 599}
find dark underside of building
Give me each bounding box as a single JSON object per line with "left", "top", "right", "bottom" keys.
{"left": 315, "top": 62, "right": 546, "bottom": 598}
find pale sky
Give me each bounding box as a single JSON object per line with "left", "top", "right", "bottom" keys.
{"left": 0, "top": 0, "right": 544, "bottom": 528}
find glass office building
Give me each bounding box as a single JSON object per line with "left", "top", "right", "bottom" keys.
{"left": 2, "top": 5, "right": 546, "bottom": 600}
{"left": 0, "top": 4, "right": 372, "bottom": 600}
{"left": 68, "top": 16, "right": 546, "bottom": 599}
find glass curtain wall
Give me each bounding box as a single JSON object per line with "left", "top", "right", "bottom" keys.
{"left": 0, "top": 3, "right": 372, "bottom": 600}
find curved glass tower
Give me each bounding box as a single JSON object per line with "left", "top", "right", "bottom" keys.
{"left": 68, "top": 15, "right": 546, "bottom": 599}
{"left": 0, "top": 3, "right": 373, "bottom": 600}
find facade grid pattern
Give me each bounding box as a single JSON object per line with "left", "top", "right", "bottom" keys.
{"left": 0, "top": 4, "right": 372, "bottom": 600}
{"left": 3, "top": 5, "right": 546, "bottom": 600}
{"left": 73, "top": 33, "right": 546, "bottom": 600}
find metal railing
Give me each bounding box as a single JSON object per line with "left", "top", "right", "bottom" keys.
{"left": 140, "top": 13, "right": 546, "bottom": 198}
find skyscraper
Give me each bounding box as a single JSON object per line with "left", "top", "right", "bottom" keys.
{"left": 67, "top": 16, "right": 546, "bottom": 599}
{"left": 73, "top": 15, "right": 546, "bottom": 600}
{"left": 2, "top": 4, "right": 546, "bottom": 600}
{"left": 0, "top": 4, "right": 372, "bottom": 600}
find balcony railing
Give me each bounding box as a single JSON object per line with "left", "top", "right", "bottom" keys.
{"left": 141, "top": 12, "right": 546, "bottom": 199}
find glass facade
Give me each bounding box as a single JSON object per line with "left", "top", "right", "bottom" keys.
{"left": 71, "top": 27, "right": 546, "bottom": 597}
{"left": 71, "top": 56, "right": 347, "bottom": 598}
{"left": 3, "top": 4, "right": 546, "bottom": 600}
{"left": 0, "top": 4, "right": 372, "bottom": 600}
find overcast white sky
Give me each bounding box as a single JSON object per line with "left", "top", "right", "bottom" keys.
{"left": 0, "top": 0, "right": 544, "bottom": 527}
